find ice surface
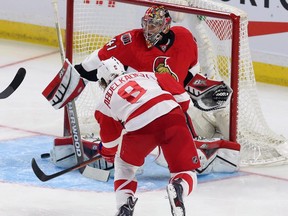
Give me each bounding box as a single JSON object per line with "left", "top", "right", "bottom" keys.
{"left": 0, "top": 39, "right": 288, "bottom": 216}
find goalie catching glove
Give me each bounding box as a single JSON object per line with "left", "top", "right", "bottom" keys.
{"left": 42, "top": 59, "right": 87, "bottom": 109}
{"left": 185, "top": 73, "right": 232, "bottom": 111}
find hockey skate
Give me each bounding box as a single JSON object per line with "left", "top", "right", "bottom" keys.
{"left": 167, "top": 179, "right": 185, "bottom": 216}
{"left": 115, "top": 196, "right": 138, "bottom": 216}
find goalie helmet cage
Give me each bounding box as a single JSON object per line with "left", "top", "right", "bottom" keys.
{"left": 64, "top": 0, "right": 288, "bottom": 166}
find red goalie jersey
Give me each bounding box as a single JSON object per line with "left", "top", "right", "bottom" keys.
{"left": 96, "top": 26, "right": 198, "bottom": 86}
{"left": 95, "top": 72, "right": 191, "bottom": 147}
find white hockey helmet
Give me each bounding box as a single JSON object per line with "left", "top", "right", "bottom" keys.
{"left": 97, "top": 57, "right": 125, "bottom": 88}
{"left": 141, "top": 5, "right": 172, "bottom": 48}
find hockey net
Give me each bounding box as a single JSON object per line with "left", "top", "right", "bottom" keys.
{"left": 65, "top": 0, "right": 288, "bottom": 166}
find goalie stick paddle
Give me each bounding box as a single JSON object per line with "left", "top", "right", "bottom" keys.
{"left": 31, "top": 155, "right": 110, "bottom": 182}
{"left": 0, "top": 68, "right": 26, "bottom": 99}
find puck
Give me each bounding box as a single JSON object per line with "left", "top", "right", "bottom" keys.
{"left": 41, "top": 153, "right": 50, "bottom": 159}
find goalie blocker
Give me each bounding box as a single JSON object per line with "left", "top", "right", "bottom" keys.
{"left": 42, "top": 59, "right": 87, "bottom": 109}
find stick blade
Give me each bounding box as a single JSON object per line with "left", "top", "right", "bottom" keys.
{"left": 81, "top": 165, "right": 110, "bottom": 182}
{"left": 12, "top": 68, "right": 26, "bottom": 90}
{"left": 0, "top": 68, "right": 26, "bottom": 99}
{"left": 31, "top": 158, "right": 49, "bottom": 182}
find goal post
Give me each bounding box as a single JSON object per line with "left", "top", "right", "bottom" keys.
{"left": 64, "top": 0, "right": 288, "bottom": 166}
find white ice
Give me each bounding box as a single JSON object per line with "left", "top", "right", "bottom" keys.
{"left": 0, "top": 39, "right": 288, "bottom": 216}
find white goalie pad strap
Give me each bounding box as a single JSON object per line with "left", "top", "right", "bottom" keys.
{"left": 185, "top": 73, "right": 232, "bottom": 111}
{"left": 42, "top": 59, "right": 87, "bottom": 109}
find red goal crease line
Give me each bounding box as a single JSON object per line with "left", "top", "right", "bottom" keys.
{"left": 0, "top": 51, "right": 59, "bottom": 69}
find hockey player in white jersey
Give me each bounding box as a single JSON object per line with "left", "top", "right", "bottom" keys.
{"left": 95, "top": 56, "right": 200, "bottom": 216}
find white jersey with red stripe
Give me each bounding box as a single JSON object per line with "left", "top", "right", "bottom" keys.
{"left": 95, "top": 72, "right": 190, "bottom": 148}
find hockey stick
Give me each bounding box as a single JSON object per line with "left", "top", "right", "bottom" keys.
{"left": 31, "top": 155, "right": 111, "bottom": 182}
{"left": 49, "top": 0, "right": 110, "bottom": 181}
{"left": 0, "top": 68, "right": 26, "bottom": 99}
{"left": 40, "top": 152, "right": 114, "bottom": 171}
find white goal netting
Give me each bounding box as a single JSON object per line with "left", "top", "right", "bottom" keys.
{"left": 65, "top": 0, "right": 288, "bottom": 166}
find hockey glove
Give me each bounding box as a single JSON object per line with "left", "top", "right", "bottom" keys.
{"left": 185, "top": 73, "right": 232, "bottom": 111}
{"left": 42, "top": 59, "right": 87, "bottom": 109}
{"left": 98, "top": 142, "right": 117, "bottom": 164}
{"left": 212, "top": 84, "right": 231, "bottom": 103}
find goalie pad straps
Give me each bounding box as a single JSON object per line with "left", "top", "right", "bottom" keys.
{"left": 185, "top": 73, "right": 232, "bottom": 111}
{"left": 42, "top": 59, "right": 87, "bottom": 109}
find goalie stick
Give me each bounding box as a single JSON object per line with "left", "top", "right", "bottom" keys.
{"left": 0, "top": 68, "right": 26, "bottom": 99}
{"left": 31, "top": 155, "right": 110, "bottom": 182}
{"left": 39, "top": 0, "right": 110, "bottom": 181}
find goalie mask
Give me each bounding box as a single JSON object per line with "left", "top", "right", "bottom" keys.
{"left": 141, "top": 5, "right": 172, "bottom": 48}
{"left": 97, "top": 57, "right": 125, "bottom": 89}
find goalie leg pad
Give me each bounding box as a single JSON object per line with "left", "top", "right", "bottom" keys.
{"left": 155, "top": 147, "right": 168, "bottom": 168}
{"left": 50, "top": 136, "right": 114, "bottom": 170}
{"left": 187, "top": 104, "right": 216, "bottom": 138}
{"left": 196, "top": 148, "right": 217, "bottom": 175}
{"left": 155, "top": 136, "right": 240, "bottom": 175}
{"left": 213, "top": 108, "right": 230, "bottom": 140}
{"left": 194, "top": 137, "right": 240, "bottom": 175}
{"left": 213, "top": 148, "right": 240, "bottom": 173}
{"left": 50, "top": 144, "right": 77, "bottom": 168}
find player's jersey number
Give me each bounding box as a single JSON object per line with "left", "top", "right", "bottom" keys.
{"left": 118, "top": 81, "right": 147, "bottom": 104}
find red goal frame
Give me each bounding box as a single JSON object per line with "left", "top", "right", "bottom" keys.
{"left": 64, "top": 0, "right": 241, "bottom": 142}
